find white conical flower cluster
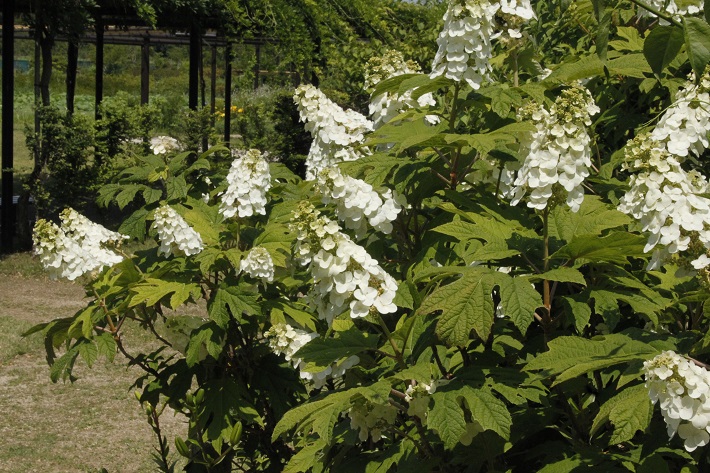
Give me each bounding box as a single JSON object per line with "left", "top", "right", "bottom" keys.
{"left": 265, "top": 323, "right": 359, "bottom": 389}
{"left": 150, "top": 135, "right": 181, "bottom": 155}
{"left": 219, "top": 149, "right": 272, "bottom": 218}
{"left": 637, "top": 0, "right": 702, "bottom": 21}
{"left": 152, "top": 204, "right": 204, "bottom": 257}
{"left": 510, "top": 86, "right": 599, "bottom": 212}
{"left": 33, "top": 208, "right": 127, "bottom": 281}
{"left": 650, "top": 70, "right": 710, "bottom": 158}
{"left": 239, "top": 246, "right": 275, "bottom": 282}
{"left": 316, "top": 166, "right": 404, "bottom": 238}
{"left": 348, "top": 399, "right": 398, "bottom": 442}
{"left": 364, "top": 50, "right": 438, "bottom": 128}
{"left": 617, "top": 134, "right": 710, "bottom": 270}
{"left": 290, "top": 201, "right": 399, "bottom": 325}
{"left": 644, "top": 350, "right": 710, "bottom": 452}
{"left": 430, "top": 0, "right": 535, "bottom": 90}
{"left": 293, "top": 85, "right": 374, "bottom": 180}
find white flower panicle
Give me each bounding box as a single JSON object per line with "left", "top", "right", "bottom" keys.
{"left": 294, "top": 85, "right": 374, "bottom": 180}
{"left": 364, "top": 50, "right": 438, "bottom": 128}
{"left": 510, "top": 86, "right": 599, "bottom": 212}
{"left": 317, "top": 166, "right": 403, "bottom": 237}
{"left": 265, "top": 323, "right": 359, "bottom": 389}
{"left": 404, "top": 380, "right": 444, "bottom": 420}
{"left": 33, "top": 208, "right": 127, "bottom": 281}
{"left": 150, "top": 135, "right": 181, "bottom": 155}
{"left": 650, "top": 69, "right": 710, "bottom": 158}
{"left": 644, "top": 350, "right": 710, "bottom": 452}
{"left": 637, "top": 0, "right": 702, "bottom": 21}
{"left": 220, "top": 148, "right": 272, "bottom": 218}
{"left": 290, "top": 201, "right": 399, "bottom": 325}
{"left": 617, "top": 134, "right": 710, "bottom": 270}
{"left": 430, "top": 0, "right": 534, "bottom": 90}
{"left": 348, "top": 399, "right": 398, "bottom": 442}
{"left": 239, "top": 246, "right": 275, "bottom": 282}
{"left": 152, "top": 204, "right": 204, "bottom": 257}
{"left": 498, "top": 0, "right": 536, "bottom": 42}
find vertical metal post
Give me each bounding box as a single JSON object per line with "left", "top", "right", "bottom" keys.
{"left": 253, "top": 43, "right": 261, "bottom": 90}
{"left": 95, "top": 17, "right": 104, "bottom": 120}
{"left": 141, "top": 36, "right": 150, "bottom": 105}
{"left": 210, "top": 44, "right": 216, "bottom": 127}
{"left": 224, "top": 43, "right": 232, "bottom": 147}
{"left": 189, "top": 22, "right": 199, "bottom": 110}
{"left": 2, "top": 0, "right": 16, "bottom": 253}
{"left": 66, "top": 41, "right": 78, "bottom": 114}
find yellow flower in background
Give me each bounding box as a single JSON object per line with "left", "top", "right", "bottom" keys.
{"left": 237, "top": 108, "right": 244, "bottom": 113}
{"left": 231, "top": 105, "right": 238, "bottom": 113}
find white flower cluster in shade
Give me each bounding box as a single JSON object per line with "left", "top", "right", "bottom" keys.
{"left": 637, "top": 0, "right": 702, "bottom": 21}
{"left": 510, "top": 86, "right": 600, "bottom": 212}
{"left": 430, "top": 0, "right": 534, "bottom": 90}
{"left": 348, "top": 399, "right": 398, "bottom": 442}
{"left": 293, "top": 84, "right": 374, "bottom": 180}
{"left": 33, "top": 208, "right": 127, "bottom": 281}
{"left": 219, "top": 149, "right": 272, "bottom": 218}
{"left": 150, "top": 136, "right": 181, "bottom": 155}
{"left": 617, "top": 134, "right": 710, "bottom": 270}
{"left": 290, "top": 201, "right": 399, "bottom": 325}
{"left": 152, "top": 204, "right": 204, "bottom": 257}
{"left": 265, "top": 323, "right": 359, "bottom": 389}
{"left": 644, "top": 350, "right": 710, "bottom": 452}
{"left": 650, "top": 70, "right": 710, "bottom": 158}
{"left": 316, "top": 166, "right": 404, "bottom": 238}
{"left": 239, "top": 246, "right": 275, "bottom": 282}
{"left": 404, "top": 380, "right": 443, "bottom": 420}
{"left": 364, "top": 50, "right": 438, "bottom": 128}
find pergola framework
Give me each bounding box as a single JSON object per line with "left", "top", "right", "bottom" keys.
{"left": 0, "top": 1, "right": 289, "bottom": 253}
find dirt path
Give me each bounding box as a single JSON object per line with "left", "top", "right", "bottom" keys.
{"left": 0, "top": 275, "right": 186, "bottom": 473}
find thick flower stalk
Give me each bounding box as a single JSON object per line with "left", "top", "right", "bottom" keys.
{"left": 364, "top": 50, "right": 438, "bottom": 128}
{"left": 510, "top": 86, "right": 599, "bottom": 212}
{"left": 219, "top": 149, "right": 272, "bottom": 218}
{"left": 430, "top": 0, "right": 534, "bottom": 90}
{"left": 293, "top": 85, "right": 373, "bottom": 180}
{"left": 644, "top": 350, "right": 710, "bottom": 452}
{"left": 290, "top": 201, "right": 398, "bottom": 325}
{"left": 265, "top": 323, "right": 359, "bottom": 389}
{"left": 150, "top": 135, "right": 181, "bottom": 155}
{"left": 33, "top": 208, "right": 127, "bottom": 281}
{"left": 348, "top": 399, "right": 398, "bottom": 442}
{"left": 316, "top": 166, "right": 403, "bottom": 237}
{"left": 239, "top": 246, "right": 275, "bottom": 282}
{"left": 152, "top": 204, "right": 204, "bottom": 257}
{"left": 650, "top": 69, "right": 710, "bottom": 158}
{"left": 617, "top": 134, "right": 710, "bottom": 270}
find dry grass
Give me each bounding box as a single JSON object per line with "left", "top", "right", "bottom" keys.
{"left": 0, "top": 253, "right": 187, "bottom": 473}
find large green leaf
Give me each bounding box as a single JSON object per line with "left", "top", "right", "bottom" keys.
{"left": 644, "top": 26, "right": 685, "bottom": 77}
{"left": 590, "top": 383, "right": 652, "bottom": 444}
{"left": 129, "top": 278, "right": 201, "bottom": 309}
{"left": 495, "top": 273, "right": 542, "bottom": 335}
{"left": 418, "top": 268, "right": 496, "bottom": 346}
{"left": 549, "top": 196, "right": 631, "bottom": 242}
{"left": 208, "top": 284, "right": 261, "bottom": 328}
{"left": 460, "top": 387, "right": 512, "bottom": 440}
{"left": 684, "top": 17, "right": 710, "bottom": 80}
{"left": 551, "top": 232, "right": 647, "bottom": 264}
{"left": 283, "top": 441, "right": 326, "bottom": 473}
{"left": 296, "top": 328, "right": 379, "bottom": 372}
{"left": 428, "top": 390, "right": 468, "bottom": 449}
{"left": 185, "top": 322, "right": 223, "bottom": 366}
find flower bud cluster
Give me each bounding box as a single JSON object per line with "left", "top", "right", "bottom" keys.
{"left": 510, "top": 87, "right": 599, "bottom": 212}
{"left": 290, "top": 201, "right": 398, "bottom": 325}
{"left": 294, "top": 85, "right": 373, "bottom": 180}
{"left": 316, "top": 166, "right": 403, "bottom": 237}
{"left": 265, "top": 323, "right": 359, "bottom": 389}
{"left": 364, "top": 50, "right": 438, "bottom": 128}
{"left": 152, "top": 204, "right": 204, "bottom": 257}
{"left": 430, "top": 0, "right": 534, "bottom": 90}
{"left": 219, "top": 149, "right": 272, "bottom": 218}
{"left": 150, "top": 135, "right": 181, "bottom": 155}
{"left": 617, "top": 134, "right": 710, "bottom": 270}
{"left": 650, "top": 69, "right": 710, "bottom": 158}
{"left": 33, "top": 208, "right": 127, "bottom": 280}
{"left": 239, "top": 246, "right": 275, "bottom": 282}
{"left": 348, "top": 399, "right": 398, "bottom": 442}
{"left": 644, "top": 350, "right": 710, "bottom": 452}
{"left": 404, "top": 380, "right": 441, "bottom": 420}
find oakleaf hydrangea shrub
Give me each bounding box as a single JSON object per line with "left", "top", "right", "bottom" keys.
{"left": 28, "top": 0, "right": 710, "bottom": 471}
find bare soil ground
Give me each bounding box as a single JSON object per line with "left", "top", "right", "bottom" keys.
{"left": 0, "top": 268, "right": 187, "bottom": 473}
